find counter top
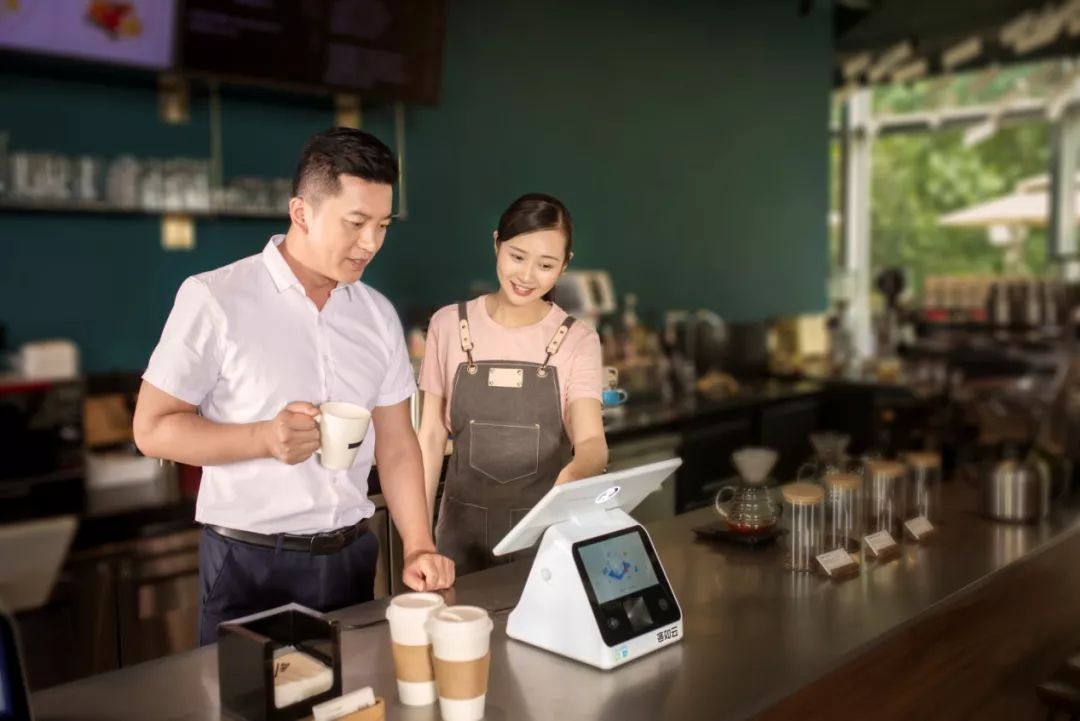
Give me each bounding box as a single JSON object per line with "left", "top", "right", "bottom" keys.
{"left": 32, "top": 482, "right": 1080, "bottom": 721}
{"left": 44, "top": 384, "right": 822, "bottom": 551}
{"left": 603, "top": 380, "right": 823, "bottom": 439}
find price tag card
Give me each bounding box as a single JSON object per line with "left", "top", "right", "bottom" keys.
{"left": 904, "top": 516, "right": 936, "bottom": 542}
{"left": 816, "top": 548, "right": 859, "bottom": 578}
{"left": 864, "top": 530, "right": 899, "bottom": 559}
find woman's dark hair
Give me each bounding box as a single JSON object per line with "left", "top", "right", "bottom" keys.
{"left": 292, "top": 127, "right": 398, "bottom": 201}
{"left": 495, "top": 193, "right": 573, "bottom": 301}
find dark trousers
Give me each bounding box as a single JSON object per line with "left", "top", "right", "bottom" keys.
{"left": 197, "top": 527, "right": 378, "bottom": 646}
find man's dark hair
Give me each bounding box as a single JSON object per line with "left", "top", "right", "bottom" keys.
{"left": 292, "top": 127, "right": 398, "bottom": 201}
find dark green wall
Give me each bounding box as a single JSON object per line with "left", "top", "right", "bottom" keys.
{"left": 0, "top": 0, "right": 831, "bottom": 373}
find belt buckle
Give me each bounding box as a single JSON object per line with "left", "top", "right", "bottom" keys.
{"left": 309, "top": 530, "right": 344, "bottom": 555}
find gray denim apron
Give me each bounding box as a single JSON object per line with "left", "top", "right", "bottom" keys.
{"left": 434, "top": 301, "right": 575, "bottom": 575}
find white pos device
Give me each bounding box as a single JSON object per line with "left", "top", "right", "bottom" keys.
{"left": 493, "top": 458, "right": 684, "bottom": 670}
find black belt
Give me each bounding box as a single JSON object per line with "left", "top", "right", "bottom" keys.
{"left": 206, "top": 519, "right": 370, "bottom": 556}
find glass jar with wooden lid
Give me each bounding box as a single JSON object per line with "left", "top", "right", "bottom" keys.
{"left": 904, "top": 451, "right": 942, "bottom": 522}
{"left": 781, "top": 482, "right": 824, "bottom": 572}
{"left": 825, "top": 472, "right": 863, "bottom": 554}
{"left": 864, "top": 460, "right": 906, "bottom": 538}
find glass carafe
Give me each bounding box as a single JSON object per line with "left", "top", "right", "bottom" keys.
{"left": 797, "top": 431, "right": 858, "bottom": 483}
{"left": 715, "top": 447, "right": 783, "bottom": 534}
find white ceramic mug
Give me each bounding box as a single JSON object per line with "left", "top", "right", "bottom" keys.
{"left": 314, "top": 402, "right": 371, "bottom": 470}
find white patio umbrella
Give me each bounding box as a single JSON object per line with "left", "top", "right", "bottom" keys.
{"left": 938, "top": 173, "right": 1080, "bottom": 228}
{"left": 938, "top": 192, "right": 1059, "bottom": 228}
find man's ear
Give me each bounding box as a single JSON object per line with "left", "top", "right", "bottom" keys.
{"left": 289, "top": 197, "right": 309, "bottom": 233}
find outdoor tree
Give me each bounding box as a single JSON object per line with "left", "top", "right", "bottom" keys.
{"left": 832, "top": 62, "right": 1057, "bottom": 299}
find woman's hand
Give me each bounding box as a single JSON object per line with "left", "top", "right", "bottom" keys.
{"left": 554, "top": 398, "right": 609, "bottom": 485}
{"left": 554, "top": 466, "right": 581, "bottom": 486}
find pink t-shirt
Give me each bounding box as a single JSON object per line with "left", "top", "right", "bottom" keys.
{"left": 419, "top": 297, "right": 603, "bottom": 430}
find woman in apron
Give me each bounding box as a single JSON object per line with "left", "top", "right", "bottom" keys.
{"left": 416, "top": 193, "right": 609, "bottom": 575}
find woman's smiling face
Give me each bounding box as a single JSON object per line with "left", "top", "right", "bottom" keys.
{"left": 494, "top": 229, "right": 569, "bottom": 306}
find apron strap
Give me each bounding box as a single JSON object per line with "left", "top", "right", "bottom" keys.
{"left": 538, "top": 316, "right": 577, "bottom": 377}
{"left": 457, "top": 302, "right": 478, "bottom": 375}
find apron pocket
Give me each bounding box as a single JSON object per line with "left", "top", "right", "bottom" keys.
{"left": 435, "top": 496, "right": 489, "bottom": 568}
{"left": 468, "top": 421, "right": 540, "bottom": 484}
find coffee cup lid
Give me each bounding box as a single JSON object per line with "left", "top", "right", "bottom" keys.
{"left": 426, "top": 605, "right": 493, "bottom": 638}
{"left": 385, "top": 592, "right": 444, "bottom": 621}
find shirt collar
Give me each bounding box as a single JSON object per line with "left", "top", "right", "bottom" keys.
{"left": 262, "top": 235, "right": 358, "bottom": 300}
{"left": 262, "top": 235, "right": 301, "bottom": 293}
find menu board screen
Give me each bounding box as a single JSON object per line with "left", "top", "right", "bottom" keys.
{"left": 181, "top": 0, "right": 445, "bottom": 103}
{"left": 0, "top": 0, "right": 177, "bottom": 70}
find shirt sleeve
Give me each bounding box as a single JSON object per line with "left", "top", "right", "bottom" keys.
{"left": 377, "top": 302, "right": 418, "bottom": 408}
{"left": 142, "top": 277, "right": 224, "bottom": 406}
{"left": 565, "top": 326, "right": 604, "bottom": 404}
{"left": 418, "top": 307, "right": 449, "bottom": 398}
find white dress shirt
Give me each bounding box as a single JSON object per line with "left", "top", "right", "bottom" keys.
{"left": 143, "top": 235, "right": 416, "bottom": 534}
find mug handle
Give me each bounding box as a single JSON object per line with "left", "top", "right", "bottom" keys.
{"left": 795, "top": 462, "right": 815, "bottom": 482}
{"left": 714, "top": 485, "right": 736, "bottom": 518}
{"left": 615, "top": 389, "right": 629, "bottom": 403}
{"left": 313, "top": 413, "right": 322, "bottom": 454}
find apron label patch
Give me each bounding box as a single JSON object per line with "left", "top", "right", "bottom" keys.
{"left": 487, "top": 367, "right": 524, "bottom": 388}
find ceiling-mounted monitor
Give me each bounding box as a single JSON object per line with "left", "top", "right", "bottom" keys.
{"left": 0, "top": 0, "right": 177, "bottom": 70}
{"left": 180, "top": 0, "right": 446, "bottom": 104}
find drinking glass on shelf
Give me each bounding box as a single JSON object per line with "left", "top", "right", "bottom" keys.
{"left": 189, "top": 160, "right": 211, "bottom": 211}
{"left": 10, "top": 152, "right": 33, "bottom": 200}
{"left": 73, "top": 156, "right": 104, "bottom": 203}
{"left": 162, "top": 158, "right": 186, "bottom": 211}
{"left": 106, "top": 155, "right": 140, "bottom": 208}
{"left": 140, "top": 158, "right": 165, "bottom": 210}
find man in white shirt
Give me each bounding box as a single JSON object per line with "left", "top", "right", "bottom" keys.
{"left": 133, "top": 128, "right": 454, "bottom": 645}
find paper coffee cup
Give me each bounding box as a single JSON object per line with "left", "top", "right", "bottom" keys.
{"left": 385, "top": 592, "right": 445, "bottom": 706}
{"left": 427, "top": 606, "right": 493, "bottom": 721}
{"left": 315, "top": 402, "right": 371, "bottom": 470}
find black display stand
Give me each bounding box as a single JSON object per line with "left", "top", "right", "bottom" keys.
{"left": 218, "top": 604, "right": 342, "bottom": 721}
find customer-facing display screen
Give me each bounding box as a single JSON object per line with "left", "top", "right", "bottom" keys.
{"left": 0, "top": 615, "right": 30, "bottom": 721}
{"left": 576, "top": 530, "right": 661, "bottom": 604}
{"left": 0, "top": 634, "right": 11, "bottom": 717}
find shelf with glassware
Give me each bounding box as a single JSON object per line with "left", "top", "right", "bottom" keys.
{"left": 0, "top": 133, "right": 290, "bottom": 221}
{"left": 0, "top": 198, "right": 286, "bottom": 220}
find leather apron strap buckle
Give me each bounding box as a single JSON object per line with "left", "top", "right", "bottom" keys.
{"left": 537, "top": 316, "right": 577, "bottom": 378}
{"left": 457, "top": 301, "right": 478, "bottom": 372}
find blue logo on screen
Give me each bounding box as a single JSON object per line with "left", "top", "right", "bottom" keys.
{"left": 603, "top": 559, "right": 634, "bottom": 581}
